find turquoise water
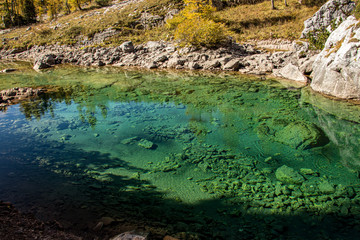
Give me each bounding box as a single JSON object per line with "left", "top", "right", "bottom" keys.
{"left": 1, "top": 64, "right": 360, "bottom": 239}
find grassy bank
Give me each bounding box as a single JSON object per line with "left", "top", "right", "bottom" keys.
{"left": 0, "top": 0, "right": 319, "bottom": 49}
{"left": 216, "top": 0, "right": 319, "bottom": 41}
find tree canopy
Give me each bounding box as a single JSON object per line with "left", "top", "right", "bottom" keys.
{"left": 0, "top": 0, "right": 89, "bottom": 28}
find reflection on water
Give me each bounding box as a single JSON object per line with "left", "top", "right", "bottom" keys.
{"left": 1, "top": 65, "right": 360, "bottom": 239}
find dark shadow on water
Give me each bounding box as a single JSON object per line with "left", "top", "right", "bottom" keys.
{"left": 1, "top": 131, "right": 360, "bottom": 240}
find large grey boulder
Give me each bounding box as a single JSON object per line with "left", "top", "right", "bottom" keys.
{"left": 222, "top": 58, "right": 242, "bottom": 71}
{"left": 33, "top": 54, "right": 56, "bottom": 70}
{"left": 145, "top": 41, "right": 164, "bottom": 51}
{"left": 276, "top": 63, "right": 308, "bottom": 83}
{"left": 120, "top": 41, "right": 134, "bottom": 53}
{"left": 311, "top": 16, "right": 360, "bottom": 99}
{"left": 301, "top": 0, "right": 356, "bottom": 38}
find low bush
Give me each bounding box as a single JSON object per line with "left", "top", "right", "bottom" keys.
{"left": 168, "top": 0, "right": 230, "bottom": 47}
{"left": 306, "top": 28, "right": 330, "bottom": 49}
{"left": 353, "top": 0, "right": 360, "bottom": 19}
{"left": 95, "top": 0, "right": 111, "bottom": 7}
{"left": 174, "top": 17, "right": 228, "bottom": 47}
{"left": 306, "top": 19, "right": 340, "bottom": 49}
{"left": 66, "top": 26, "right": 84, "bottom": 38}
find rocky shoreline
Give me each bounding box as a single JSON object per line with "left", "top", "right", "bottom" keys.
{"left": 1, "top": 22, "right": 358, "bottom": 100}
{"left": 1, "top": 0, "right": 358, "bottom": 100}
{"left": 0, "top": 39, "right": 317, "bottom": 83}
{"left": 0, "top": 201, "right": 82, "bottom": 240}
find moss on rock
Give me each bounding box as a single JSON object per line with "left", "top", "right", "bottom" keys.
{"left": 275, "top": 165, "right": 305, "bottom": 185}
{"left": 274, "top": 121, "right": 329, "bottom": 150}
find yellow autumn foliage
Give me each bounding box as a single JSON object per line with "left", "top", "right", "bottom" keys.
{"left": 167, "top": 0, "right": 229, "bottom": 47}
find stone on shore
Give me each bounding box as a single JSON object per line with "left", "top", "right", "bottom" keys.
{"left": 120, "top": 41, "right": 135, "bottom": 53}
{"left": 1, "top": 68, "right": 16, "bottom": 73}
{"left": 276, "top": 63, "right": 308, "bottom": 83}
{"left": 222, "top": 58, "right": 242, "bottom": 71}
{"left": 33, "top": 54, "right": 56, "bottom": 70}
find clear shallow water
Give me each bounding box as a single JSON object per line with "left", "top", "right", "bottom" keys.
{"left": 1, "top": 64, "right": 360, "bottom": 239}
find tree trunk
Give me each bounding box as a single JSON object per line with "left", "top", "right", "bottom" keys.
{"left": 271, "top": 0, "right": 275, "bottom": 9}
{"left": 65, "top": 0, "right": 71, "bottom": 14}
{"left": 284, "top": 0, "right": 288, "bottom": 6}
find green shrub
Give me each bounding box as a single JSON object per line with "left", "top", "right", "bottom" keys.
{"left": 66, "top": 26, "right": 84, "bottom": 38}
{"left": 306, "top": 19, "right": 341, "bottom": 50}
{"left": 168, "top": 0, "right": 230, "bottom": 47}
{"left": 174, "top": 17, "right": 228, "bottom": 47}
{"left": 95, "top": 0, "right": 111, "bottom": 7}
{"left": 306, "top": 28, "right": 330, "bottom": 50}
{"left": 353, "top": 0, "right": 360, "bottom": 19}
{"left": 38, "top": 28, "right": 53, "bottom": 37}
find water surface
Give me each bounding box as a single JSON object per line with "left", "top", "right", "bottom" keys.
{"left": 1, "top": 64, "right": 360, "bottom": 239}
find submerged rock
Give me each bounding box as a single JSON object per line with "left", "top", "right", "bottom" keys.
{"left": 300, "top": 168, "right": 318, "bottom": 176}
{"left": 138, "top": 139, "right": 156, "bottom": 149}
{"left": 111, "top": 231, "right": 148, "bottom": 240}
{"left": 274, "top": 121, "right": 329, "bottom": 150}
{"left": 121, "top": 136, "right": 140, "bottom": 145}
{"left": 275, "top": 165, "right": 305, "bottom": 184}
{"left": 99, "top": 216, "right": 115, "bottom": 226}
{"left": 0, "top": 87, "right": 44, "bottom": 108}
{"left": 318, "top": 180, "right": 335, "bottom": 194}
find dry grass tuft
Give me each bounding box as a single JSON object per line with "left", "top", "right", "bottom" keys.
{"left": 215, "top": 0, "right": 319, "bottom": 41}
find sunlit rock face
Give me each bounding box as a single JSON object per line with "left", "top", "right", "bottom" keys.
{"left": 311, "top": 16, "right": 360, "bottom": 99}
{"left": 301, "top": 0, "right": 356, "bottom": 39}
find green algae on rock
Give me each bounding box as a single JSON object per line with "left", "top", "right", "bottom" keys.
{"left": 138, "top": 139, "right": 156, "bottom": 149}
{"left": 275, "top": 165, "right": 305, "bottom": 184}
{"left": 274, "top": 122, "right": 329, "bottom": 150}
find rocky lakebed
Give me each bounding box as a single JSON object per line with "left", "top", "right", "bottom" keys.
{"left": 0, "top": 66, "right": 359, "bottom": 239}
{"left": 0, "top": 0, "right": 360, "bottom": 239}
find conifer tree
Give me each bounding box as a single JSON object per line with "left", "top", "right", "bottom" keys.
{"left": 22, "top": 0, "right": 36, "bottom": 23}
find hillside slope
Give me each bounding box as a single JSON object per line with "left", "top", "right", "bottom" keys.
{"left": 0, "top": 0, "right": 319, "bottom": 49}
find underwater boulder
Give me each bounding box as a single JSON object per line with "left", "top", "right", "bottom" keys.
{"left": 274, "top": 122, "right": 329, "bottom": 150}
{"left": 275, "top": 165, "right": 305, "bottom": 185}
{"left": 111, "top": 231, "right": 148, "bottom": 240}
{"left": 318, "top": 180, "right": 335, "bottom": 194}
{"left": 138, "top": 139, "right": 156, "bottom": 149}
